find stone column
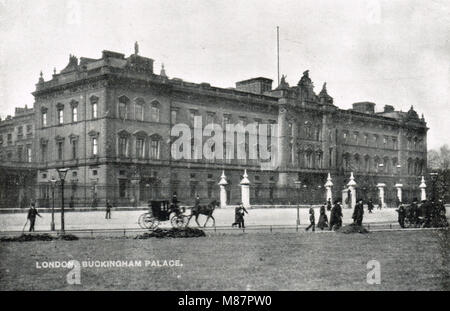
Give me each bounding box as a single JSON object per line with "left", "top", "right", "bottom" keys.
{"left": 324, "top": 172, "right": 333, "bottom": 203}
{"left": 419, "top": 176, "right": 426, "bottom": 201}
{"left": 377, "top": 183, "right": 386, "bottom": 208}
{"left": 218, "top": 170, "right": 228, "bottom": 208}
{"left": 347, "top": 172, "right": 357, "bottom": 209}
{"left": 395, "top": 183, "right": 403, "bottom": 203}
{"left": 240, "top": 169, "right": 251, "bottom": 208}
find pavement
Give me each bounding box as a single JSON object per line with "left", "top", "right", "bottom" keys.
{"left": 3, "top": 205, "right": 448, "bottom": 232}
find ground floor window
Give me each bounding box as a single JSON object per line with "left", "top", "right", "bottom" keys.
{"left": 119, "top": 179, "right": 127, "bottom": 198}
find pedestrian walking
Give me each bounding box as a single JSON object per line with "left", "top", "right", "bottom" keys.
{"left": 329, "top": 199, "right": 343, "bottom": 230}
{"left": 105, "top": 200, "right": 112, "bottom": 219}
{"left": 326, "top": 198, "right": 332, "bottom": 211}
{"left": 305, "top": 206, "right": 315, "bottom": 231}
{"left": 317, "top": 203, "right": 329, "bottom": 230}
{"left": 27, "top": 202, "right": 42, "bottom": 232}
{"left": 232, "top": 203, "right": 248, "bottom": 228}
{"left": 396, "top": 202, "right": 406, "bottom": 228}
{"left": 352, "top": 198, "right": 364, "bottom": 226}
{"left": 367, "top": 199, "right": 374, "bottom": 213}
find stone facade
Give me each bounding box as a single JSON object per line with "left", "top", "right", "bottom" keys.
{"left": 0, "top": 45, "right": 428, "bottom": 208}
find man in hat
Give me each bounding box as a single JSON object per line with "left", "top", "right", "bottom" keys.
{"left": 105, "top": 200, "right": 112, "bottom": 219}
{"left": 367, "top": 198, "right": 374, "bottom": 213}
{"left": 396, "top": 202, "right": 406, "bottom": 228}
{"left": 352, "top": 198, "right": 364, "bottom": 226}
{"left": 305, "top": 205, "right": 315, "bottom": 231}
{"left": 27, "top": 202, "right": 42, "bottom": 232}
{"left": 410, "top": 198, "right": 419, "bottom": 227}
{"left": 329, "top": 199, "right": 343, "bottom": 230}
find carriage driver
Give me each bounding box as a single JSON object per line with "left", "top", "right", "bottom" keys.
{"left": 172, "top": 192, "right": 184, "bottom": 215}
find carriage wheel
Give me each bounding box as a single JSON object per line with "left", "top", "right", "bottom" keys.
{"left": 138, "top": 213, "right": 158, "bottom": 229}
{"left": 170, "top": 215, "right": 187, "bottom": 228}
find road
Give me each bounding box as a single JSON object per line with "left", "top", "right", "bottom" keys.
{"left": 1, "top": 206, "right": 436, "bottom": 232}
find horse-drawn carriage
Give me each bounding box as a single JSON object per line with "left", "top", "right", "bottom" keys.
{"left": 137, "top": 199, "right": 219, "bottom": 229}
{"left": 138, "top": 200, "right": 188, "bottom": 229}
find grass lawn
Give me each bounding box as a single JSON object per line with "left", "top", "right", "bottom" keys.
{"left": 0, "top": 230, "right": 448, "bottom": 290}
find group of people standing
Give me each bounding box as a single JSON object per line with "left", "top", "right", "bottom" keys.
{"left": 306, "top": 198, "right": 366, "bottom": 231}
{"left": 396, "top": 198, "right": 448, "bottom": 228}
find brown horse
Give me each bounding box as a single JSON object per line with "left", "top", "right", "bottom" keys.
{"left": 186, "top": 200, "right": 219, "bottom": 227}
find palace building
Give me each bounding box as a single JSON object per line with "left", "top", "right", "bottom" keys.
{"left": 0, "top": 44, "right": 428, "bottom": 208}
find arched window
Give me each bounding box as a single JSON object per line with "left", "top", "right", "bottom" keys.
{"left": 151, "top": 101, "right": 160, "bottom": 122}
{"left": 407, "top": 158, "right": 413, "bottom": 175}
{"left": 354, "top": 154, "right": 360, "bottom": 171}
{"left": 364, "top": 155, "right": 370, "bottom": 172}
{"left": 150, "top": 134, "right": 161, "bottom": 159}
{"left": 374, "top": 156, "right": 380, "bottom": 171}
{"left": 118, "top": 96, "right": 130, "bottom": 120}
{"left": 316, "top": 151, "right": 323, "bottom": 169}
{"left": 135, "top": 98, "right": 145, "bottom": 121}
{"left": 118, "top": 130, "right": 130, "bottom": 157}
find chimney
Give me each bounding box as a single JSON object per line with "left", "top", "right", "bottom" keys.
{"left": 352, "top": 102, "right": 375, "bottom": 114}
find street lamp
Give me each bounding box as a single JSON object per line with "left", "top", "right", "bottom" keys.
{"left": 50, "top": 177, "right": 57, "bottom": 231}
{"left": 429, "top": 172, "right": 438, "bottom": 200}
{"left": 294, "top": 180, "right": 301, "bottom": 225}
{"left": 57, "top": 168, "right": 69, "bottom": 233}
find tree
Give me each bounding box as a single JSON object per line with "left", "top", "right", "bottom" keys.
{"left": 428, "top": 144, "right": 450, "bottom": 170}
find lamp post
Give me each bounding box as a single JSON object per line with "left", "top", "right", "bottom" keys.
{"left": 395, "top": 164, "right": 403, "bottom": 204}
{"left": 57, "top": 168, "right": 69, "bottom": 233}
{"left": 429, "top": 172, "right": 438, "bottom": 200}
{"left": 294, "top": 180, "right": 301, "bottom": 225}
{"left": 50, "top": 177, "right": 57, "bottom": 231}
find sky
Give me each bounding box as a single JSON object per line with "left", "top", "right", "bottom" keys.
{"left": 0, "top": 0, "right": 448, "bottom": 149}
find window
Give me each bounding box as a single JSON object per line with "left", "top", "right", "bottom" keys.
{"left": 288, "top": 123, "right": 293, "bottom": 136}
{"left": 223, "top": 114, "right": 231, "bottom": 127}
{"left": 90, "top": 96, "right": 99, "bottom": 119}
{"left": 151, "top": 139, "right": 160, "bottom": 159}
{"left": 392, "top": 137, "right": 397, "bottom": 149}
{"left": 72, "top": 140, "right": 78, "bottom": 159}
{"left": 57, "top": 141, "right": 64, "bottom": 160}
{"left": 7, "top": 133, "right": 12, "bottom": 144}
{"left": 383, "top": 137, "right": 387, "bottom": 147}
{"left": 343, "top": 131, "right": 348, "bottom": 142}
{"left": 190, "top": 110, "right": 197, "bottom": 126}
{"left": 26, "top": 125, "right": 32, "bottom": 133}
{"left": 171, "top": 109, "right": 177, "bottom": 123}
{"left": 119, "top": 102, "right": 127, "bottom": 120}
{"left": 364, "top": 156, "right": 370, "bottom": 172}
{"left": 0, "top": 135, "right": 3, "bottom": 145}
{"left": 151, "top": 103, "right": 160, "bottom": 122}
{"left": 364, "top": 134, "right": 368, "bottom": 145}
{"left": 119, "top": 137, "right": 128, "bottom": 157}
{"left": 374, "top": 135, "right": 378, "bottom": 147}
{"left": 18, "top": 126, "right": 23, "bottom": 138}
{"left": 136, "top": 138, "right": 145, "bottom": 159}
{"left": 353, "top": 132, "right": 358, "bottom": 144}
{"left": 58, "top": 108, "right": 64, "bottom": 125}
{"left": 72, "top": 106, "right": 78, "bottom": 122}
{"left": 119, "top": 179, "right": 127, "bottom": 198}
{"left": 17, "top": 146, "right": 23, "bottom": 162}
{"left": 41, "top": 144, "right": 47, "bottom": 162}
{"left": 27, "top": 146, "right": 32, "bottom": 163}
{"left": 135, "top": 102, "right": 144, "bottom": 121}
{"left": 92, "top": 137, "right": 98, "bottom": 156}
{"left": 42, "top": 111, "right": 47, "bottom": 126}
{"left": 207, "top": 112, "right": 216, "bottom": 125}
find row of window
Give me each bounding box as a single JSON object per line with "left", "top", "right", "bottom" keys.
{"left": 40, "top": 136, "right": 98, "bottom": 162}
{"left": 341, "top": 153, "right": 425, "bottom": 175}
{"left": 342, "top": 131, "right": 399, "bottom": 149}
{"left": 0, "top": 125, "right": 32, "bottom": 146}
{"left": 41, "top": 97, "right": 99, "bottom": 127}
{"left": 0, "top": 145, "right": 32, "bottom": 162}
